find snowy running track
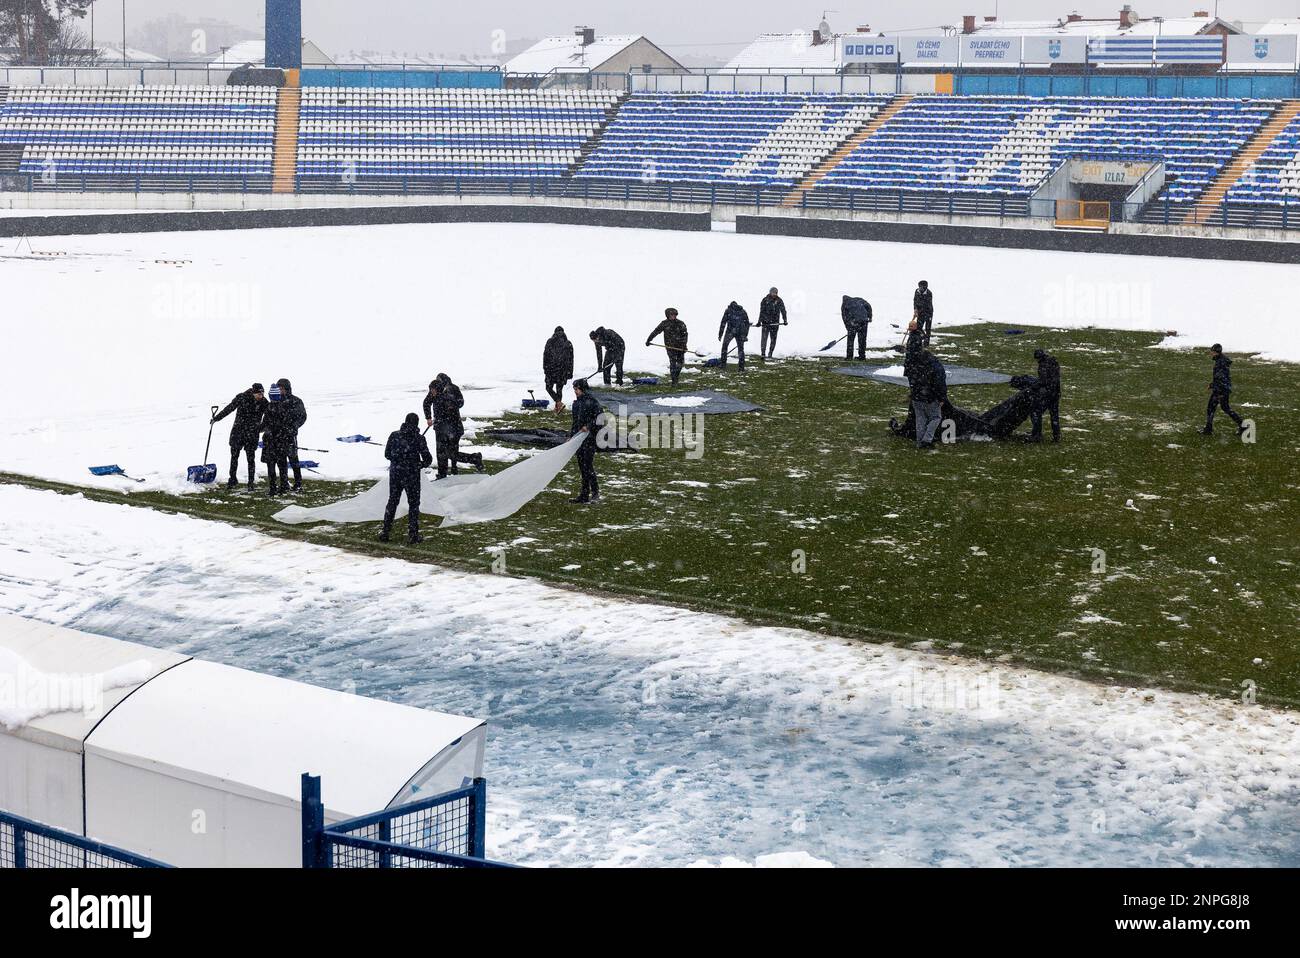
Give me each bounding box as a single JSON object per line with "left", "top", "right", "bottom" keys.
{"left": 1, "top": 484, "right": 1297, "bottom": 867}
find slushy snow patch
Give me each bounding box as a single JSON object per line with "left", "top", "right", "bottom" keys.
{"left": 688, "top": 851, "right": 835, "bottom": 868}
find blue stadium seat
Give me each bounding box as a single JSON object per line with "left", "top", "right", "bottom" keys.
{"left": 0, "top": 85, "right": 277, "bottom": 185}
{"left": 574, "top": 92, "right": 891, "bottom": 188}
{"left": 295, "top": 88, "right": 621, "bottom": 181}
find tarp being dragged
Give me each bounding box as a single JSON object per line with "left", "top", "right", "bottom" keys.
{"left": 273, "top": 433, "right": 585, "bottom": 528}
{"left": 482, "top": 427, "right": 641, "bottom": 452}
{"left": 890, "top": 380, "right": 1038, "bottom": 441}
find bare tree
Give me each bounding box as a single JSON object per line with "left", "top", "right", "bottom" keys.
{"left": 0, "top": 0, "right": 94, "bottom": 65}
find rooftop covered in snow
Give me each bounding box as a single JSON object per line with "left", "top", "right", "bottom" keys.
{"left": 505, "top": 28, "right": 685, "bottom": 75}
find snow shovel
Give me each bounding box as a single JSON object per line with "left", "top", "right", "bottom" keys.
{"left": 259, "top": 440, "right": 328, "bottom": 453}
{"left": 295, "top": 460, "right": 323, "bottom": 474}
{"left": 337, "top": 435, "right": 382, "bottom": 446}
{"left": 522, "top": 389, "right": 550, "bottom": 410}
{"left": 89, "top": 464, "right": 145, "bottom": 483}
{"left": 819, "top": 333, "right": 849, "bottom": 352}
{"left": 648, "top": 339, "right": 707, "bottom": 359}
{"left": 187, "top": 405, "right": 220, "bottom": 484}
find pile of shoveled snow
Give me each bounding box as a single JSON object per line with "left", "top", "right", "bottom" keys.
{"left": 650, "top": 395, "right": 712, "bottom": 407}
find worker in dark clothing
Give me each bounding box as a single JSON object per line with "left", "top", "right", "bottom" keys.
{"left": 542, "top": 326, "right": 574, "bottom": 412}
{"left": 262, "top": 378, "right": 307, "bottom": 496}
{"left": 756, "top": 287, "right": 787, "bottom": 359}
{"left": 646, "top": 307, "right": 690, "bottom": 385}
{"left": 902, "top": 318, "right": 924, "bottom": 369}
{"left": 380, "top": 413, "right": 434, "bottom": 544}
{"left": 212, "top": 382, "right": 266, "bottom": 490}
{"left": 718, "top": 301, "right": 750, "bottom": 370}
{"left": 841, "top": 295, "right": 872, "bottom": 360}
{"left": 913, "top": 280, "right": 934, "bottom": 346}
{"left": 1029, "top": 348, "right": 1062, "bottom": 443}
{"left": 589, "top": 327, "right": 626, "bottom": 386}
{"left": 908, "top": 350, "right": 947, "bottom": 449}
{"left": 1203, "top": 343, "right": 1246, "bottom": 435}
{"left": 424, "top": 373, "right": 484, "bottom": 479}
{"left": 570, "top": 378, "right": 602, "bottom": 504}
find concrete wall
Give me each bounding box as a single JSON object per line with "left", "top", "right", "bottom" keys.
{"left": 0, "top": 202, "right": 710, "bottom": 239}
{"left": 736, "top": 213, "right": 1300, "bottom": 264}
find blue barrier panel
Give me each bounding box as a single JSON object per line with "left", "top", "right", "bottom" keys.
{"left": 300, "top": 69, "right": 503, "bottom": 88}
{"left": 1114, "top": 76, "right": 1149, "bottom": 96}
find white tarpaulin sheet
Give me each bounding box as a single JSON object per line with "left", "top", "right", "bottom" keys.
{"left": 273, "top": 432, "right": 586, "bottom": 528}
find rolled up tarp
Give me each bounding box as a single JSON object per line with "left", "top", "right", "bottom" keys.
{"left": 273, "top": 433, "right": 586, "bottom": 528}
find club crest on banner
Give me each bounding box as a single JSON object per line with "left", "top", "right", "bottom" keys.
{"left": 1254, "top": 37, "right": 1269, "bottom": 60}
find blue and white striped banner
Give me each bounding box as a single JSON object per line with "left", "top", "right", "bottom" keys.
{"left": 1087, "top": 37, "right": 1153, "bottom": 63}
{"left": 1154, "top": 36, "right": 1225, "bottom": 64}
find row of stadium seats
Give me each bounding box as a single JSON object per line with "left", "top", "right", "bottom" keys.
{"left": 0, "top": 85, "right": 275, "bottom": 178}
{"left": 814, "top": 97, "right": 1276, "bottom": 202}
{"left": 2, "top": 85, "right": 1299, "bottom": 219}
{"left": 297, "top": 87, "right": 620, "bottom": 179}
{"left": 1224, "top": 112, "right": 1300, "bottom": 206}
{"left": 575, "top": 93, "right": 890, "bottom": 187}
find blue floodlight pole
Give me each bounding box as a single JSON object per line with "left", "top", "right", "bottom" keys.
{"left": 266, "top": 0, "right": 303, "bottom": 70}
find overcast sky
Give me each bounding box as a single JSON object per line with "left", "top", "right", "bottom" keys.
{"left": 105, "top": 1, "right": 1300, "bottom": 57}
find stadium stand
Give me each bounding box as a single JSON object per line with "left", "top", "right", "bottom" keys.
{"left": 574, "top": 93, "right": 890, "bottom": 187}
{"left": 814, "top": 96, "right": 1278, "bottom": 204}
{"left": 0, "top": 86, "right": 277, "bottom": 187}
{"left": 1221, "top": 104, "right": 1300, "bottom": 212}
{"left": 1, "top": 83, "right": 1297, "bottom": 232}
{"left": 294, "top": 87, "right": 622, "bottom": 183}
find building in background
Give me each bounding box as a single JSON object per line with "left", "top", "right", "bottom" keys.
{"left": 505, "top": 27, "right": 687, "bottom": 87}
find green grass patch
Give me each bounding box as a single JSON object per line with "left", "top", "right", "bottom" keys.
{"left": 8, "top": 323, "right": 1299, "bottom": 706}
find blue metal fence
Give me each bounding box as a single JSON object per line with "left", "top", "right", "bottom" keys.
{"left": 300, "top": 774, "right": 514, "bottom": 869}
{"left": 0, "top": 809, "right": 171, "bottom": 868}
{"left": 8, "top": 169, "right": 1297, "bottom": 230}
{"left": 955, "top": 71, "right": 1300, "bottom": 99}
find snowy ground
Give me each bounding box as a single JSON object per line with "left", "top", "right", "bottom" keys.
{"left": 2, "top": 221, "right": 1297, "bottom": 493}
{"left": 5, "top": 221, "right": 1299, "bottom": 866}
{"left": 1, "top": 483, "right": 1297, "bottom": 868}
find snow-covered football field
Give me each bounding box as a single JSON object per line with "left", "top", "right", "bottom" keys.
{"left": 3, "top": 221, "right": 1299, "bottom": 866}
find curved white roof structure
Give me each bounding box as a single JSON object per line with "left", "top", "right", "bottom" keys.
{"left": 0, "top": 614, "right": 485, "bottom": 867}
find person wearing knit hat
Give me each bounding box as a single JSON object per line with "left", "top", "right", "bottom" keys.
{"left": 569, "top": 379, "right": 602, "bottom": 504}
{"left": 756, "top": 288, "right": 787, "bottom": 359}
{"left": 262, "top": 377, "right": 308, "bottom": 496}
{"left": 1203, "top": 343, "right": 1246, "bottom": 436}
{"left": 211, "top": 382, "right": 267, "bottom": 490}
{"left": 645, "top": 308, "right": 690, "bottom": 385}
{"left": 380, "top": 412, "right": 434, "bottom": 544}
{"left": 423, "top": 373, "right": 484, "bottom": 479}
{"left": 589, "top": 326, "right": 626, "bottom": 386}
{"left": 914, "top": 280, "right": 934, "bottom": 346}
{"left": 543, "top": 326, "right": 574, "bottom": 412}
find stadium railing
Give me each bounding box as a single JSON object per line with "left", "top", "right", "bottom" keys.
{"left": 0, "top": 808, "right": 172, "bottom": 868}
{"left": 300, "top": 774, "right": 515, "bottom": 869}
{"left": 4, "top": 170, "right": 1296, "bottom": 232}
